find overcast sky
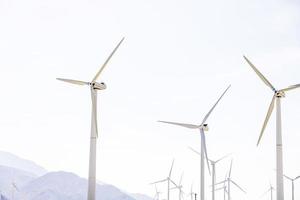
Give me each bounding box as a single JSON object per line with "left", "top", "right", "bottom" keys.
{"left": 1, "top": 0, "right": 300, "bottom": 199}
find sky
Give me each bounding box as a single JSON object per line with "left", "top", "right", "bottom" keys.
{"left": 0, "top": 0, "right": 300, "bottom": 199}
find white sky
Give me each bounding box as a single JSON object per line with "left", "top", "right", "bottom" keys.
{"left": 0, "top": 0, "right": 300, "bottom": 199}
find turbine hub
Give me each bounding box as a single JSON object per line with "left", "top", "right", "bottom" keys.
{"left": 275, "top": 91, "right": 285, "bottom": 98}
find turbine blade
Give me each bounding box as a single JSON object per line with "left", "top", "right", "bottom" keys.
{"left": 150, "top": 179, "right": 167, "bottom": 185}
{"left": 92, "top": 37, "right": 125, "bottom": 82}
{"left": 169, "top": 159, "right": 175, "bottom": 178}
{"left": 170, "top": 178, "right": 178, "bottom": 187}
{"left": 243, "top": 56, "right": 276, "bottom": 92}
{"left": 215, "top": 153, "right": 232, "bottom": 163}
{"left": 200, "top": 129, "right": 211, "bottom": 175}
{"left": 56, "top": 78, "right": 89, "bottom": 86}
{"left": 229, "top": 160, "right": 233, "bottom": 178}
{"left": 294, "top": 175, "right": 300, "bottom": 180}
{"left": 201, "top": 85, "right": 231, "bottom": 124}
{"left": 257, "top": 95, "right": 276, "bottom": 146}
{"left": 260, "top": 188, "right": 271, "bottom": 198}
{"left": 215, "top": 180, "right": 226, "bottom": 186}
{"left": 231, "top": 180, "right": 246, "bottom": 193}
{"left": 158, "top": 120, "right": 198, "bottom": 129}
{"left": 179, "top": 172, "right": 184, "bottom": 185}
{"left": 283, "top": 174, "right": 293, "bottom": 181}
{"left": 188, "top": 146, "right": 201, "bottom": 156}
{"left": 280, "top": 84, "right": 300, "bottom": 92}
{"left": 214, "top": 186, "right": 225, "bottom": 191}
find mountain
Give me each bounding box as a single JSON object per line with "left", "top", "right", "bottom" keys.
{"left": 130, "top": 193, "right": 154, "bottom": 200}
{"left": 18, "top": 171, "right": 136, "bottom": 200}
{"left": 0, "top": 152, "right": 151, "bottom": 200}
{"left": 0, "top": 165, "right": 37, "bottom": 198}
{"left": 0, "top": 194, "right": 9, "bottom": 200}
{"left": 0, "top": 151, "right": 47, "bottom": 176}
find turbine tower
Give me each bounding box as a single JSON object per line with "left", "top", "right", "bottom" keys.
{"left": 283, "top": 174, "right": 300, "bottom": 200}
{"left": 158, "top": 85, "right": 231, "bottom": 200}
{"left": 57, "top": 38, "right": 124, "bottom": 200}
{"left": 151, "top": 159, "right": 177, "bottom": 200}
{"left": 189, "top": 147, "right": 230, "bottom": 200}
{"left": 244, "top": 56, "right": 300, "bottom": 200}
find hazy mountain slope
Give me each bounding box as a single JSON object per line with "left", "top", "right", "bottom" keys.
{"left": 0, "top": 151, "right": 47, "bottom": 176}
{"left": 0, "top": 165, "right": 36, "bottom": 198}
{"left": 130, "top": 193, "right": 154, "bottom": 200}
{"left": 19, "top": 171, "right": 136, "bottom": 200}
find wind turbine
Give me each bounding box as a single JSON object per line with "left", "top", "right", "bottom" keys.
{"left": 189, "top": 147, "right": 230, "bottom": 200}
{"left": 260, "top": 183, "right": 275, "bottom": 200}
{"left": 151, "top": 160, "right": 177, "bottom": 200}
{"left": 158, "top": 85, "right": 231, "bottom": 200}
{"left": 244, "top": 55, "right": 300, "bottom": 200}
{"left": 283, "top": 174, "right": 300, "bottom": 200}
{"left": 188, "top": 184, "right": 196, "bottom": 200}
{"left": 57, "top": 38, "right": 124, "bottom": 200}
{"left": 171, "top": 172, "right": 185, "bottom": 200}
{"left": 154, "top": 184, "right": 162, "bottom": 200}
{"left": 11, "top": 182, "right": 19, "bottom": 200}
{"left": 215, "top": 160, "right": 246, "bottom": 200}
{"left": 214, "top": 173, "right": 228, "bottom": 200}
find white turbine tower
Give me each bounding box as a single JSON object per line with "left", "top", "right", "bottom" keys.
{"left": 244, "top": 56, "right": 300, "bottom": 200}
{"left": 57, "top": 38, "right": 124, "bottom": 200}
{"left": 189, "top": 147, "right": 230, "bottom": 200}
{"left": 151, "top": 160, "right": 177, "bottom": 200}
{"left": 158, "top": 85, "right": 231, "bottom": 200}
{"left": 215, "top": 160, "right": 246, "bottom": 199}
{"left": 260, "top": 183, "right": 275, "bottom": 200}
{"left": 283, "top": 174, "right": 300, "bottom": 200}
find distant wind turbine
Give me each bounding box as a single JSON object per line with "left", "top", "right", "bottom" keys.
{"left": 188, "top": 184, "right": 196, "bottom": 200}
{"left": 158, "top": 85, "right": 231, "bottom": 200}
{"left": 283, "top": 174, "right": 300, "bottom": 200}
{"left": 171, "top": 172, "right": 185, "bottom": 200}
{"left": 260, "top": 183, "right": 275, "bottom": 200}
{"left": 151, "top": 159, "right": 177, "bottom": 200}
{"left": 189, "top": 147, "right": 230, "bottom": 200}
{"left": 244, "top": 55, "right": 300, "bottom": 200}
{"left": 215, "top": 160, "right": 246, "bottom": 199}
{"left": 153, "top": 184, "right": 162, "bottom": 200}
{"left": 57, "top": 38, "right": 124, "bottom": 200}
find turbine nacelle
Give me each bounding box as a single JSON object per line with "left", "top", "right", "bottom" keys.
{"left": 200, "top": 124, "right": 209, "bottom": 131}
{"left": 275, "top": 90, "right": 285, "bottom": 98}
{"left": 91, "top": 82, "right": 107, "bottom": 90}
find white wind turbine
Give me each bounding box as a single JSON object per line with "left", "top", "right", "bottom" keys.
{"left": 11, "top": 182, "right": 19, "bottom": 200}
{"left": 215, "top": 160, "right": 246, "bottom": 200}
{"left": 283, "top": 174, "right": 300, "bottom": 200}
{"left": 215, "top": 174, "right": 228, "bottom": 200}
{"left": 158, "top": 85, "right": 231, "bottom": 200}
{"left": 154, "top": 184, "right": 162, "bottom": 200}
{"left": 171, "top": 172, "right": 185, "bottom": 200}
{"left": 187, "top": 184, "right": 196, "bottom": 200}
{"left": 244, "top": 56, "right": 300, "bottom": 200}
{"left": 260, "top": 183, "right": 275, "bottom": 200}
{"left": 57, "top": 38, "right": 124, "bottom": 200}
{"left": 189, "top": 147, "right": 230, "bottom": 200}
{"left": 151, "top": 160, "right": 177, "bottom": 200}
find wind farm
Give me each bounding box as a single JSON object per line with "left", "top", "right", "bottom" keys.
{"left": 1, "top": 0, "right": 300, "bottom": 200}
